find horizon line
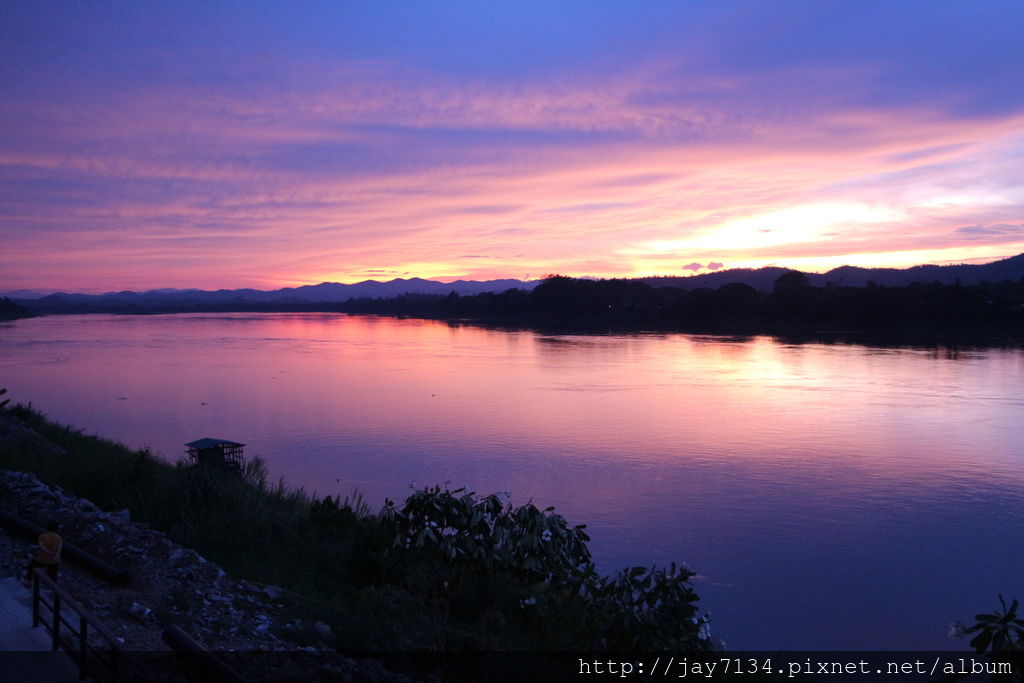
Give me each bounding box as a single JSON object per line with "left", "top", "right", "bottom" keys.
{"left": 4, "top": 252, "right": 1020, "bottom": 299}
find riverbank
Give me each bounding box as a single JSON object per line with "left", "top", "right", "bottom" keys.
{"left": 16, "top": 273, "right": 1024, "bottom": 340}
{"left": 0, "top": 404, "right": 711, "bottom": 673}
{"left": 0, "top": 410, "right": 425, "bottom": 680}
{"left": 0, "top": 406, "right": 413, "bottom": 648}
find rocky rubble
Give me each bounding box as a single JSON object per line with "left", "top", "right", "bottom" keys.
{"left": 0, "top": 439, "right": 425, "bottom": 681}
{"left": 0, "top": 469, "right": 302, "bottom": 652}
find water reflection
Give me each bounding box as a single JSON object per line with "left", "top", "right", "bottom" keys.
{"left": 2, "top": 313, "right": 1023, "bottom": 650}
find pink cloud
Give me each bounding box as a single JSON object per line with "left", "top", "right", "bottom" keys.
{"left": 4, "top": 56, "right": 1024, "bottom": 291}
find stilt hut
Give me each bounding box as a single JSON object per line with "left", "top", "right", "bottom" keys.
{"left": 185, "top": 438, "right": 245, "bottom": 472}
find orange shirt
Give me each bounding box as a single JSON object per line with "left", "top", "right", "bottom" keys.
{"left": 35, "top": 531, "right": 62, "bottom": 565}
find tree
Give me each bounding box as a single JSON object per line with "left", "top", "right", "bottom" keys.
{"left": 772, "top": 270, "right": 811, "bottom": 294}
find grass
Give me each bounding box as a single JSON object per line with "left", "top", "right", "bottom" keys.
{"left": 0, "top": 404, "right": 382, "bottom": 625}
{"left": 0, "top": 403, "right": 709, "bottom": 658}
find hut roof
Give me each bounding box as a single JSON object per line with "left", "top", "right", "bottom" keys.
{"left": 185, "top": 438, "right": 245, "bottom": 449}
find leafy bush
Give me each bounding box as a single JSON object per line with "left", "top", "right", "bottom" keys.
{"left": 380, "top": 484, "right": 711, "bottom": 651}
{"left": 382, "top": 485, "right": 591, "bottom": 580}
{"left": 951, "top": 595, "right": 1024, "bottom": 681}
{"left": 0, "top": 406, "right": 710, "bottom": 654}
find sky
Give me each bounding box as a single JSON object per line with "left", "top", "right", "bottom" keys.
{"left": 2, "top": 1, "right": 1024, "bottom": 293}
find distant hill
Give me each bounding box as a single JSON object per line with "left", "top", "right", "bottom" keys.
{"left": 0, "top": 289, "right": 61, "bottom": 299}
{"left": 642, "top": 253, "right": 1024, "bottom": 291}
{"left": 8, "top": 254, "right": 1024, "bottom": 316}
{"left": 810, "top": 253, "right": 1024, "bottom": 287}
{"left": 12, "top": 277, "right": 539, "bottom": 314}
{"left": 640, "top": 267, "right": 794, "bottom": 291}
{"left": 281, "top": 277, "right": 534, "bottom": 302}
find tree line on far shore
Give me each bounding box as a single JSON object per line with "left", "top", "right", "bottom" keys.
{"left": 336, "top": 272, "right": 1024, "bottom": 329}
{"left": 0, "top": 297, "right": 32, "bottom": 320}
{"left": 13, "top": 272, "right": 1024, "bottom": 332}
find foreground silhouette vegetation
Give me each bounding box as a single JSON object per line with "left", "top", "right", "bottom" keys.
{"left": 946, "top": 595, "right": 1024, "bottom": 681}
{"left": 0, "top": 403, "right": 711, "bottom": 655}
{"left": 2, "top": 395, "right": 1018, "bottom": 672}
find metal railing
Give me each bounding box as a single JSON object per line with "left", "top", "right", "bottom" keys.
{"left": 31, "top": 569, "right": 155, "bottom": 682}
{"left": 162, "top": 625, "right": 245, "bottom": 683}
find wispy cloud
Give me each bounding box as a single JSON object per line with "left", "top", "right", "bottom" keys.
{"left": 954, "top": 223, "right": 1024, "bottom": 241}
{"left": 1, "top": 3, "right": 1023, "bottom": 290}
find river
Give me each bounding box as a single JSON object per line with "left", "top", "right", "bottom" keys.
{"left": 2, "top": 312, "right": 1023, "bottom": 650}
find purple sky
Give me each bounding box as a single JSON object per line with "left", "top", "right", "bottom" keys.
{"left": 2, "top": 1, "right": 1024, "bottom": 292}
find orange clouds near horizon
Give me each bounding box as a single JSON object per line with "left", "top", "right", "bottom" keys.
{"left": 2, "top": 4, "right": 1023, "bottom": 292}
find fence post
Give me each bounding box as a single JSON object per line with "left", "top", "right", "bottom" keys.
{"left": 78, "top": 616, "right": 88, "bottom": 680}
{"left": 52, "top": 592, "right": 61, "bottom": 651}
{"left": 31, "top": 570, "right": 40, "bottom": 627}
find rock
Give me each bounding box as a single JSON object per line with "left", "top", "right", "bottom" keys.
{"left": 168, "top": 548, "right": 191, "bottom": 566}
{"left": 128, "top": 602, "right": 151, "bottom": 621}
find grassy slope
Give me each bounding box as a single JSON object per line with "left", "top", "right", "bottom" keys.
{"left": 0, "top": 405, "right": 397, "bottom": 641}
{"left": 0, "top": 405, "right": 709, "bottom": 655}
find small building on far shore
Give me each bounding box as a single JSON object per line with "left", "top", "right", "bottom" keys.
{"left": 185, "top": 438, "right": 245, "bottom": 472}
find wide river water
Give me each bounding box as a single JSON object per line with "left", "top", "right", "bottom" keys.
{"left": 2, "top": 313, "right": 1023, "bottom": 650}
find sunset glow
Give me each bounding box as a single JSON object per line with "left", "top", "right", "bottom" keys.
{"left": 2, "top": 2, "right": 1023, "bottom": 292}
